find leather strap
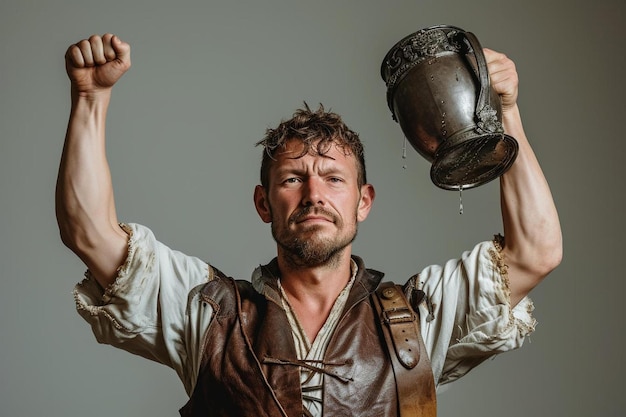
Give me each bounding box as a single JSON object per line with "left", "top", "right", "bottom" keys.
{"left": 373, "top": 282, "right": 437, "bottom": 417}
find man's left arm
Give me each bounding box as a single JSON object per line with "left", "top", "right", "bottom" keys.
{"left": 486, "top": 49, "right": 563, "bottom": 306}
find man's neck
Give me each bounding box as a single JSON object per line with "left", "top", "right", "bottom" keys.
{"left": 276, "top": 249, "right": 354, "bottom": 342}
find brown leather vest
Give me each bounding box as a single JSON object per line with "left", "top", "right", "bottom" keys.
{"left": 179, "top": 257, "right": 436, "bottom": 416}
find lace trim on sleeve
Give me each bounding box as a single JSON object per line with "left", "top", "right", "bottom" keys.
{"left": 102, "top": 223, "right": 136, "bottom": 302}
{"left": 72, "top": 223, "right": 136, "bottom": 331}
{"left": 488, "top": 234, "right": 536, "bottom": 337}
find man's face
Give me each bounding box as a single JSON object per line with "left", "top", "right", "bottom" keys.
{"left": 254, "top": 139, "right": 374, "bottom": 268}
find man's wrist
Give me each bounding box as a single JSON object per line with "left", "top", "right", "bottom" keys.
{"left": 71, "top": 86, "right": 113, "bottom": 104}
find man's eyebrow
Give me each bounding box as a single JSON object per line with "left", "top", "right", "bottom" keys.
{"left": 318, "top": 166, "right": 346, "bottom": 176}
{"left": 273, "top": 164, "right": 345, "bottom": 177}
{"left": 273, "top": 166, "right": 306, "bottom": 177}
{"left": 274, "top": 167, "right": 298, "bottom": 175}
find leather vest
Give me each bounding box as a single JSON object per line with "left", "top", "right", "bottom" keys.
{"left": 180, "top": 257, "right": 436, "bottom": 416}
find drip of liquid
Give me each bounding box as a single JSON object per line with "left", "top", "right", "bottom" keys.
{"left": 402, "top": 137, "right": 407, "bottom": 169}
{"left": 458, "top": 185, "right": 464, "bottom": 215}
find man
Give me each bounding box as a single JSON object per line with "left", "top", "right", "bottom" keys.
{"left": 57, "top": 33, "right": 562, "bottom": 416}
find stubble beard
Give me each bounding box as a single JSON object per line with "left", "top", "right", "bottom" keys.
{"left": 271, "top": 207, "right": 358, "bottom": 269}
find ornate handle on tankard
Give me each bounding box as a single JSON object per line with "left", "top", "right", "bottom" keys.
{"left": 381, "top": 25, "right": 518, "bottom": 190}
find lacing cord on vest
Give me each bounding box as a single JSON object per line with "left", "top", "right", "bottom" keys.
{"left": 262, "top": 356, "right": 354, "bottom": 383}
{"left": 301, "top": 384, "right": 321, "bottom": 402}
{"left": 263, "top": 356, "right": 354, "bottom": 417}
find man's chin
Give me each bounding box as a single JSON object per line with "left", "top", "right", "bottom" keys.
{"left": 282, "top": 242, "right": 344, "bottom": 268}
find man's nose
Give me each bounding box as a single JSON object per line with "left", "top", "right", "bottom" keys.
{"left": 301, "top": 177, "right": 325, "bottom": 206}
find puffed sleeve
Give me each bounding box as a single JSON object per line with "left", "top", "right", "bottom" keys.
{"left": 409, "top": 236, "right": 536, "bottom": 388}
{"left": 72, "top": 223, "right": 212, "bottom": 393}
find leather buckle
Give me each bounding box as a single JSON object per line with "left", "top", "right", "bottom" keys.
{"left": 382, "top": 307, "right": 416, "bottom": 324}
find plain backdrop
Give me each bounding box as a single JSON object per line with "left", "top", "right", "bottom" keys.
{"left": 1, "top": 0, "right": 624, "bottom": 416}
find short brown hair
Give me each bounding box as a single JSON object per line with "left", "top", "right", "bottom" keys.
{"left": 256, "top": 103, "right": 367, "bottom": 189}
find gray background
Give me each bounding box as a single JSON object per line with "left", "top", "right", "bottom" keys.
{"left": 1, "top": 0, "right": 624, "bottom": 416}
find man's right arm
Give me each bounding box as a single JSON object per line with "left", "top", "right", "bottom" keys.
{"left": 56, "top": 34, "right": 132, "bottom": 288}
{"left": 59, "top": 35, "right": 215, "bottom": 391}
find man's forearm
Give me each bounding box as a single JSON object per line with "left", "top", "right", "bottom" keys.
{"left": 499, "top": 105, "right": 562, "bottom": 305}
{"left": 56, "top": 91, "right": 128, "bottom": 288}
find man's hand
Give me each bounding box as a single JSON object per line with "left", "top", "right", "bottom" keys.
{"left": 484, "top": 48, "right": 518, "bottom": 113}
{"left": 65, "top": 33, "right": 131, "bottom": 96}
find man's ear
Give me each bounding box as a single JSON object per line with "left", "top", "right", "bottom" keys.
{"left": 254, "top": 185, "right": 272, "bottom": 223}
{"left": 357, "top": 184, "right": 376, "bottom": 222}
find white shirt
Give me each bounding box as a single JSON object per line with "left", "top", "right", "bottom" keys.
{"left": 73, "top": 223, "right": 536, "bottom": 407}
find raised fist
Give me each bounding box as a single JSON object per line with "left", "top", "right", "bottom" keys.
{"left": 65, "top": 33, "right": 131, "bottom": 95}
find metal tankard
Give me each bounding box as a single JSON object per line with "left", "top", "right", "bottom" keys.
{"left": 380, "top": 25, "right": 518, "bottom": 190}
